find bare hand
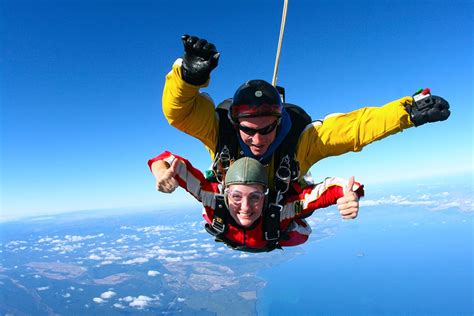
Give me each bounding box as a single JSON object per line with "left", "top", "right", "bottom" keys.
{"left": 336, "top": 176, "right": 359, "bottom": 220}
{"left": 155, "top": 159, "right": 179, "bottom": 193}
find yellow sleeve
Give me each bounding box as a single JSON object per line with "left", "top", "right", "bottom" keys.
{"left": 162, "top": 59, "right": 219, "bottom": 158}
{"left": 296, "top": 96, "right": 415, "bottom": 175}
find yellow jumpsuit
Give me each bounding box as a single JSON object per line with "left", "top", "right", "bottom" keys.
{"left": 162, "top": 59, "right": 414, "bottom": 183}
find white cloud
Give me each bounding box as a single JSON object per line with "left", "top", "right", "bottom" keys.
{"left": 64, "top": 233, "right": 104, "bottom": 242}
{"left": 128, "top": 295, "right": 159, "bottom": 309}
{"left": 159, "top": 256, "right": 182, "bottom": 263}
{"left": 98, "top": 260, "right": 113, "bottom": 266}
{"left": 137, "top": 225, "right": 174, "bottom": 233}
{"left": 113, "top": 303, "right": 125, "bottom": 309}
{"left": 120, "top": 296, "right": 134, "bottom": 303}
{"left": 62, "top": 293, "right": 71, "bottom": 298}
{"left": 100, "top": 291, "right": 116, "bottom": 299}
{"left": 103, "top": 253, "right": 121, "bottom": 261}
{"left": 93, "top": 297, "right": 105, "bottom": 304}
{"left": 37, "top": 286, "right": 49, "bottom": 291}
{"left": 361, "top": 192, "right": 473, "bottom": 212}
{"left": 122, "top": 257, "right": 149, "bottom": 265}
{"left": 147, "top": 270, "right": 160, "bottom": 277}
{"left": 360, "top": 195, "right": 435, "bottom": 207}
{"left": 38, "top": 237, "right": 54, "bottom": 243}
{"left": 178, "top": 238, "right": 198, "bottom": 243}
{"left": 145, "top": 248, "right": 199, "bottom": 261}
{"left": 177, "top": 297, "right": 186, "bottom": 302}
{"left": 88, "top": 254, "right": 101, "bottom": 260}
{"left": 116, "top": 234, "right": 141, "bottom": 244}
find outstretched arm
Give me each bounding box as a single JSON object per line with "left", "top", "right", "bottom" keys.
{"left": 296, "top": 89, "right": 450, "bottom": 177}
{"left": 281, "top": 177, "right": 364, "bottom": 221}
{"left": 162, "top": 35, "right": 220, "bottom": 156}
{"left": 148, "top": 151, "right": 216, "bottom": 204}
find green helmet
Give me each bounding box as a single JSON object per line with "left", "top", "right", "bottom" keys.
{"left": 225, "top": 157, "right": 268, "bottom": 187}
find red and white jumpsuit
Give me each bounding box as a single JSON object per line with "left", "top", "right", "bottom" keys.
{"left": 149, "top": 151, "right": 364, "bottom": 249}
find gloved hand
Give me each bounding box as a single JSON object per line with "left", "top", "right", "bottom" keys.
{"left": 405, "top": 89, "right": 451, "bottom": 127}
{"left": 181, "top": 35, "right": 220, "bottom": 86}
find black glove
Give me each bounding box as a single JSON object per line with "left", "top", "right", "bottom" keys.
{"left": 405, "top": 89, "right": 451, "bottom": 127}
{"left": 181, "top": 35, "right": 220, "bottom": 86}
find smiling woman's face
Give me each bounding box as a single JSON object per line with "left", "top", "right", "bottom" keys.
{"left": 226, "top": 184, "right": 266, "bottom": 228}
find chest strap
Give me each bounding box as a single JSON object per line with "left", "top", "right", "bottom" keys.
{"left": 204, "top": 193, "right": 285, "bottom": 252}
{"left": 206, "top": 195, "right": 228, "bottom": 235}
{"left": 263, "top": 200, "right": 282, "bottom": 241}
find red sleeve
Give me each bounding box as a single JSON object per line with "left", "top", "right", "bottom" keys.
{"left": 147, "top": 150, "right": 217, "bottom": 201}
{"left": 282, "top": 177, "right": 364, "bottom": 219}
{"left": 147, "top": 150, "right": 173, "bottom": 172}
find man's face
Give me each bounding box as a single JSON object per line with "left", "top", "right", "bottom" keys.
{"left": 227, "top": 184, "right": 266, "bottom": 228}
{"left": 237, "top": 116, "right": 278, "bottom": 156}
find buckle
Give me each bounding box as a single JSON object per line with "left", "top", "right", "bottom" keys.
{"left": 268, "top": 203, "right": 283, "bottom": 213}
{"left": 265, "top": 203, "right": 283, "bottom": 241}
{"left": 265, "top": 230, "right": 280, "bottom": 241}
{"left": 212, "top": 217, "right": 225, "bottom": 234}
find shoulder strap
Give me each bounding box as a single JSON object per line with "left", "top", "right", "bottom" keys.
{"left": 215, "top": 99, "right": 239, "bottom": 161}
{"left": 263, "top": 190, "right": 283, "bottom": 242}
{"left": 279, "top": 103, "right": 312, "bottom": 160}
{"left": 205, "top": 195, "right": 228, "bottom": 236}
{"left": 212, "top": 99, "right": 240, "bottom": 182}
{"left": 204, "top": 193, "right": 283, "bottom": 253}
{"left": 273, "top": 103, "right": 313, "bottom": 193}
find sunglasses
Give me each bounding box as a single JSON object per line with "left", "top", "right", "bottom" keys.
{"left": 237, "top": 119, "right": 280, "bottom": 136}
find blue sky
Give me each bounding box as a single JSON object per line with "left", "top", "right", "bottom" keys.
{"left": 1, "top": 0, "right": 472, "bottom": 220}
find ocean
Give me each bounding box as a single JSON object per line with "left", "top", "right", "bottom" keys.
{"left": 256, "top": 200, "right": 473, "bottom": 315}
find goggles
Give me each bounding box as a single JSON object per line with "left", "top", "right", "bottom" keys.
{"left": 225, "top": 189, "right": 268, "bottom": 206}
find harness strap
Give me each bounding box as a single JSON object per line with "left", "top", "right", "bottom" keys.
{"left": 216, "top": 235, "right": 282, "bottom": 253}
{"left": 216, "top": 100, "right": 239, "bottom": 157}
{"left": 214, "top": 101, "right": 312, "bottom": 193}
{"left": 263, "top": 191, "right": 282, "bottom": 241}
{"left": 209, "top": 195, "right": 228, "bottom": 234}
{"left": 204, "top": 192, "right": 284, "bottom": 253}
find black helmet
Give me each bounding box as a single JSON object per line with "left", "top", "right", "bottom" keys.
{"left": 229, "top": 80, "right": 283, "bottom": 123}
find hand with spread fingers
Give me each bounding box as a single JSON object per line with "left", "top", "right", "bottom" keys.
{"left": 181, "top": 34, "right": 220, "bottom": 86}
{"left": 152, "top": 159, "right": 180, "bottom": 193}
{"left": 336, "top": 176, "right": 360, "bottom": 220}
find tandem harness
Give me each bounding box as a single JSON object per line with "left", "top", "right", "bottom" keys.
{"left": 204, "top": 194, "right": 284, "bottom": 253}
{"left": 204, "top": 98, "right": 313, "bottom": 252}
{"left": 211, "top": 98, "right": 312, "bottom": 193}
